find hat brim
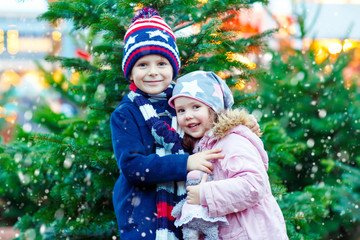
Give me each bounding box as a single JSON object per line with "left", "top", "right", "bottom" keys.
{"left": 168, "top": 94, "right": 216, "bottom": 112}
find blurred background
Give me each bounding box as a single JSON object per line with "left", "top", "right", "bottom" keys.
{"left": 0, "top": 0, "right": 359, "bottom": 239}
{"left": 0, "top": 0, "right": 79, "bottom": 143}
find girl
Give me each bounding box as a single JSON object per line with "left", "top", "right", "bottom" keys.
{"left": 168, "top": 71, "right": 289, "bottom": 240}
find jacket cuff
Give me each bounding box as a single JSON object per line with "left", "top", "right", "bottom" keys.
{"left": 200, "top": 183, "right": 207, "bottom": 206}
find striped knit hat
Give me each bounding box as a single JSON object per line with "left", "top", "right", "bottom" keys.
{"left": 122, "top": 7, "right": 181, "bottom": 81}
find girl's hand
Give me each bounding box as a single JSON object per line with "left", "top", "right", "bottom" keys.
{"left": 187, "top": 148, "right": 224, "bottom": 175}
{"left": 186, "top": 173, "right": 207, "bottom": 204}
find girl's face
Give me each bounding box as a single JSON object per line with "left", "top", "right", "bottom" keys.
{"left": 130, "top": 54, "right": 173, "bottom": 95}
{"left": 174, "top": 97, "right": 216, "bottom": 139}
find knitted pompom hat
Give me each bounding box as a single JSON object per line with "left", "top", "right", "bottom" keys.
{"left": 122, "top": 7, "right": 181, "bottom": 81}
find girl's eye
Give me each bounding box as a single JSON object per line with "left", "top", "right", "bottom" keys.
{"left": 177, "top": 109, "right": 184, "bottom": 114}
{"left": 193, "top": 105, "right": 200, "bottom": 109}
{"left": 158, "top": 62, "right": 167, "bottom": 66}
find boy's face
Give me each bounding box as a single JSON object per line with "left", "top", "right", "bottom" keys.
{"left": 174, "top": 97, "right": 216, "bottom": 139}
{"left": 130, "top": 54, "right": 173, "bottom": 95}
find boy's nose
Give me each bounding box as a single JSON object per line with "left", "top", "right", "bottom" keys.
{"left": 148, "top": 65, "right": 159, "bottom": 75}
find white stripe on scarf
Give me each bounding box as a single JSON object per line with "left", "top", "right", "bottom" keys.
{"left": 155, "top": 229, "right": 179, "bottom": 240}
{"left": 128, "top": 90, "right": 186, "bottom": 240}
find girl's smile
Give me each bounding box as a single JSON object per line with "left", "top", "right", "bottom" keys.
{"left": 174, "top": 97, "right": 216, "bottom": 139}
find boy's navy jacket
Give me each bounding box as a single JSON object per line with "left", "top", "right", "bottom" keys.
{"left": 110, "top": 94, "right": 189, "bottom": 240}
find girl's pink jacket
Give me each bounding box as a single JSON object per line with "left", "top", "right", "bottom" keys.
{"left": 194, "top": 109, "right": 289, "bottom": 240}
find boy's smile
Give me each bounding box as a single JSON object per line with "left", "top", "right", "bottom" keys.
{"left": 130, "top": 54, "right": 173, "bottom": 95}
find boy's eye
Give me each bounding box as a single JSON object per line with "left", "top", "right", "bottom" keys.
{"left": 158, "top": 62, "right": 167, "bottom": 66}
{"left": 193, "top": 105, "right": 200, "bottom": 109}
{"left": 137, "top": 63, "right": 147, "bottom": 67}
{"left": 177, "top": 109, "right": 184, "bottom": 113}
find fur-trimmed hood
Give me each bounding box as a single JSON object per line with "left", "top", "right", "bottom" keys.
{"left": 207, "top": 108, "right": 268, "bottom": 171}
{"left": 212, "top": 108, "right": 262, "bottom": 139}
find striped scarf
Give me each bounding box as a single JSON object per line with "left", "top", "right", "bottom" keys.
{"left": 128, "top": 82, "right": 186, "bottom": 240}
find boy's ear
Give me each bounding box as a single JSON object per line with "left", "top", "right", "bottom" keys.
{"left": 129, "top": 74, "right": 134, "bottom": 82}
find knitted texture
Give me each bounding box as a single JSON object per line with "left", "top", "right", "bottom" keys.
{"left": 128, "top": 82, "right": 186, "bottom": 240}
{"left": 169, "top": 71, "right": 234, "bottom": 113}
{"left": 122, "top": 7, "right": 181, "bottom": 81}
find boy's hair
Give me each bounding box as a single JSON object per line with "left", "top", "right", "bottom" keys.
{"left": 122, "top": 7, "right": 181, "bottom": 81}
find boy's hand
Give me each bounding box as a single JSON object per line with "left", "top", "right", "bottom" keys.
{"left": 248, "top": 115, "right": 261, "bottom": 136}
{"left": 187, "top": 148, "right": 224, "bottom": 175}
{"left": 186, "top": 173, "right": 207, "bottom": 204}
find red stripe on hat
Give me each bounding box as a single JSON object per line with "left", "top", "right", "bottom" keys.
{"left": 156, "top": 202, "right": 175, "bottom": 220}
{"left": 125, "top": 18, "right": 174, "bottom": 40}
{"left": 130, "top": 16, "right": 172, "bottom": 32}
{"left": 124, "top": 46, "right": 179, "bottom": 75}
{"left": 125, "top": 25, "right": 175, "bottom": 42}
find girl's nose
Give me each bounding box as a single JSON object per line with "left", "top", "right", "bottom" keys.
{"left": 185, "top": 112, "right": 193, "bottom": 120}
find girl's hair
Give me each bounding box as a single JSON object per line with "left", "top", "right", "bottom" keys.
{"left": 181, "top": 133, "right": 198, "bottom": 151}
{"left": 181, "top": 108, "right": 219, "bottom": 150}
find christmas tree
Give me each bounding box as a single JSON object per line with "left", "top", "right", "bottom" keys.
{"left": 0, "top": 81, "right": 18, "bottom": 143}
{"left": 244, "top": 5, "right": 360, "bottom": 239}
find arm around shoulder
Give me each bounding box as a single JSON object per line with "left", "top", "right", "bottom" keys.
{"left": 110, "top": 104, "right": 189, "bottom": 185}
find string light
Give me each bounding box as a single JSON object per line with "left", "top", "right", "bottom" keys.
{"left": 235, "top": 79, "right": 246, "bottom": 90}
{"left": 0, "top": 106, "right": 5, "bottom": 118}
{"left": 328, "top": 40, "right": 342, "bottom": 55}
{"left": 217, "top": 71, "right": 231, "bottom": 80}
{"left": 52, "top": 31, "right": 62, "bottom": 42}
{"left": 7, "top": 29, "right": 19, "bottom": 55}
{"left": 52, "top": 69, "right": 63, "bottom": 83}
{"left": 0, "top": 106, "right": 17, "bottom": 123}
{"left": 226, "top": 52, "right": 256, "bottom": 69}
{"left": 19, "top": 38, "right": 53, "bottom": 53}
{"left": 0, "top": 70, "right": 21, "bottom": 91}
{"left": 134, "top": 3, "right": 144, "bottom": 11}
{"left": 343, "top": 39, "right": 357, "bottom": 52}
{"left": 62, "top": 81, "right": 69, "bottom": 91}
{"left": 70, "top": 71, "right": 80, "bottom": 85}
{"left": 0, "top": 29, "right": 4, "bottom": 55}
{"left": 311, "top": 39, "right": 360, "bottom": 64}
{"left": 5, "top": 113, "right": 17, "bottom": 123}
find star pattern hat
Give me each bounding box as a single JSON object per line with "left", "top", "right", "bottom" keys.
{"left": 169, "top": 71, "right": 234, "bottom": 113}
{"left": 122, "top": 7, "right": 181, "bottom": 81}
